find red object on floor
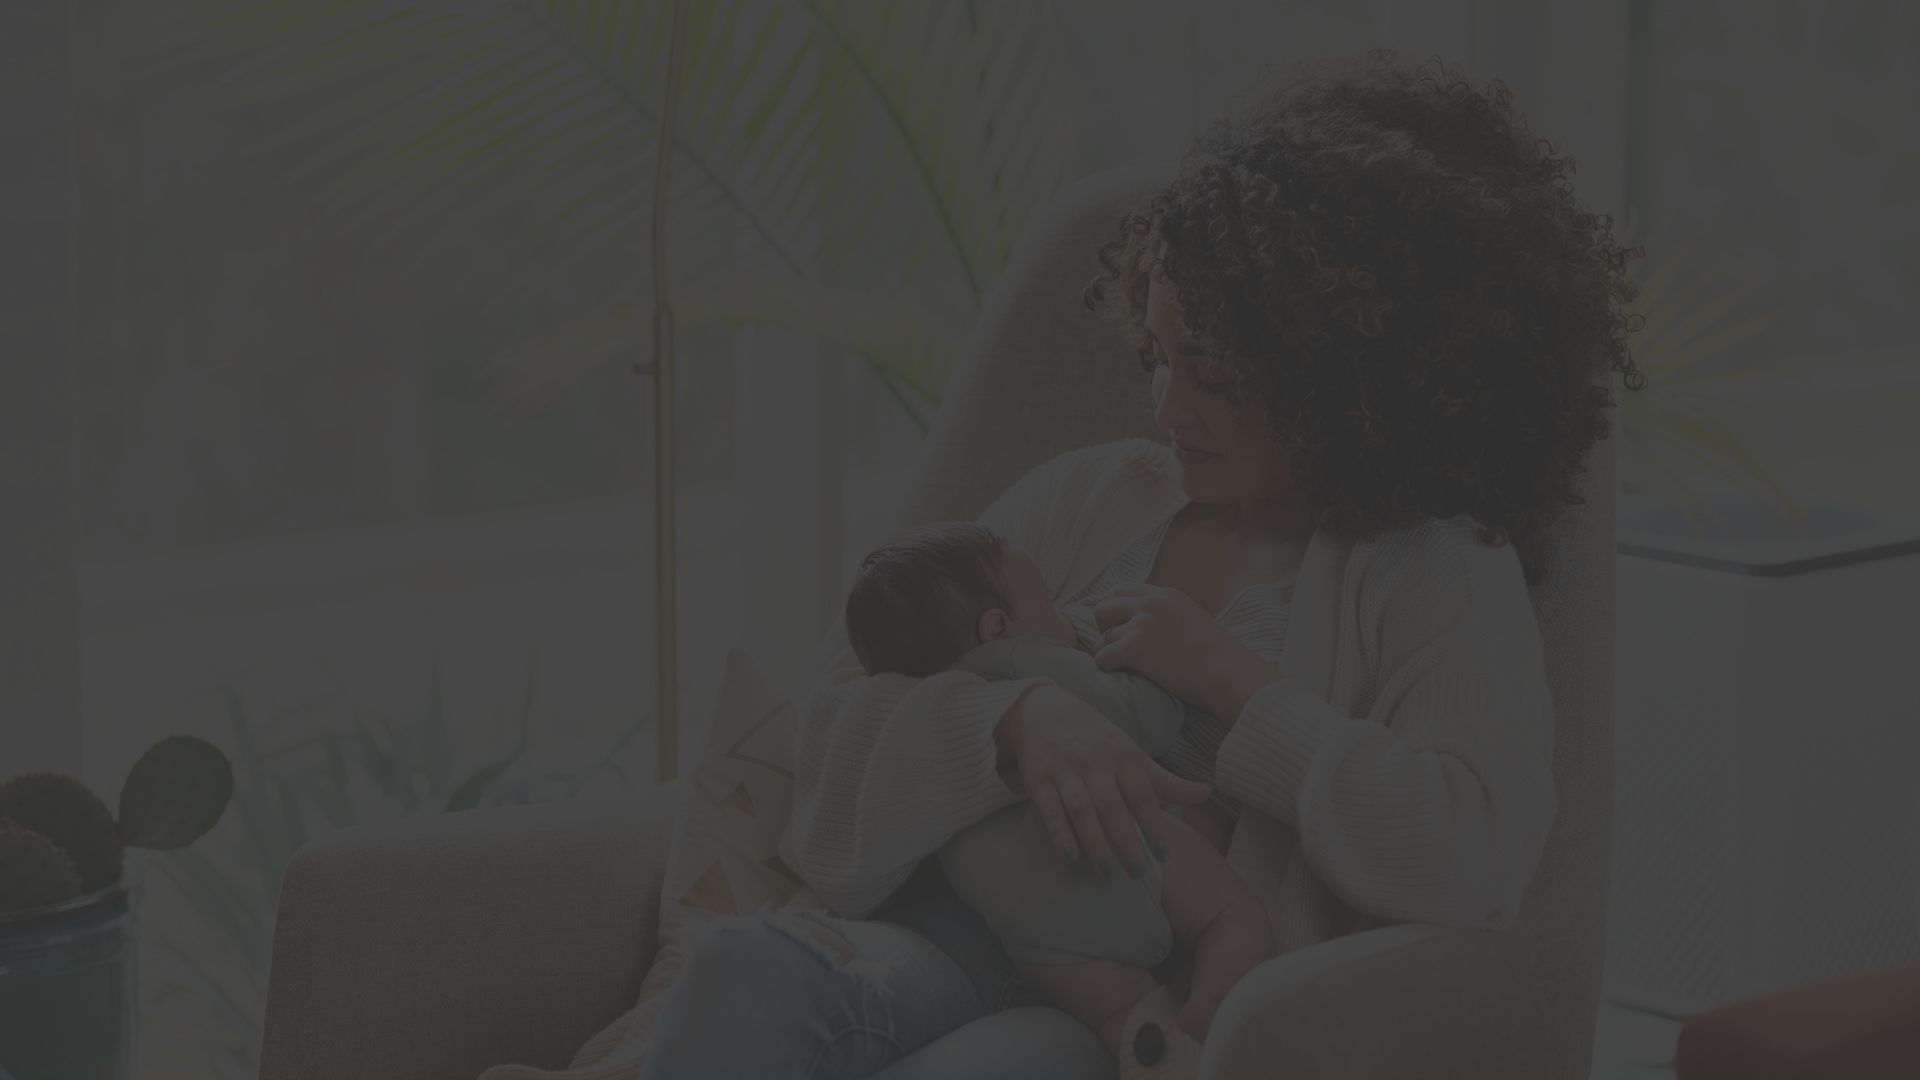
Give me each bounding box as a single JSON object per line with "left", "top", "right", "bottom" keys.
{"left": 1675, "top": 965, "right": 1920, "bottom": 1079}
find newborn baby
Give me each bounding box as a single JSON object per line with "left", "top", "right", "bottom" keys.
{"left": 844, "top": 522, "right": 1274, "bottom": 1076}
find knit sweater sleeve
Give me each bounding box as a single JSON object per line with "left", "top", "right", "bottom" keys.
{"left": 1212, "top": 532, "right": 1558, "bottom": 930}
{"left": 954, "top": 638, "right": 1186, "bottom": 758}
{"left": 783, "top": 445, "right": 1134, "bottom": 919}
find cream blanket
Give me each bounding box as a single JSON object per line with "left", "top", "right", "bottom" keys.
{"left": 477, "top": 648, "right": 816, "bottom": 1079}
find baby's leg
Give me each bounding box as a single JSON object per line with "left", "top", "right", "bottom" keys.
{"left": 1154, "top": 813, "right": 1276, "bottom": 1041}
{"left": 1017, "top": 959, "right": 1160, "bottom": 1054}
{"left": 940, "top": 804, "right": 1175, "bottom": 1057}
{"left": 940, "top": 803, "right": 1175, "bottom": 970}
{"left": 1015, "top": 814, "right": 1271, "bottom": 1068}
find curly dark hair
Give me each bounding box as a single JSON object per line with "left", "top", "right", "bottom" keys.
{"left": 1085, "top": 51, "right": 1645, "bottom": 580}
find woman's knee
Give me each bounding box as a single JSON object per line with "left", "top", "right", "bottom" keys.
{"left": 648, "top": 914, "right": 877, "bottom": 1077}
{"left": 677, "top": 912, "right": 844, "bottom": 1003}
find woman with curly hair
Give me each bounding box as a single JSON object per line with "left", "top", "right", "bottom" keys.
{"left": 638, "top": 51, "right": 1641, "bottom": 1080}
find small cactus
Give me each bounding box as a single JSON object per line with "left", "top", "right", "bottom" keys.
{"left": 0, "top": 822, "right": 82, "bottom": 913}
{"left": 0, "top": 735, "right": 233, "bottom": 916}
{"left": 117, "top": 736, "right": 234, "bottom": 851}
{"left": 0, "top": 775, "right": 122, "bottom": 894}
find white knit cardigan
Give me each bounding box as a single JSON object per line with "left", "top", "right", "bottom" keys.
{"left": 783, "top": 438, "right": 1557, "bottom": 954}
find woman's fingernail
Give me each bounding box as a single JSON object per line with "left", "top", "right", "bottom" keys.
{"left": 1061, "top": 843, "right": 1078, "bottom": 862}
{"left": 1100, "top": 858, "right": 1118, "bottom": 879}
{"left": 1154, "top": 846, "right": 1171, "bottom": 863}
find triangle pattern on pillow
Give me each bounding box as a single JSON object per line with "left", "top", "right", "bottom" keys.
{"left": 719, "top": 783, "right": 756, "bottom": 818}
{"left": 724, "top": 702, "right": 796, "bottom": 779}
{"left": 678, "top": 861, "right": 737, "bottom": 915}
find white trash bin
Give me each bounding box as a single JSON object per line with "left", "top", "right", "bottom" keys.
{"left": 1605, "top": 496, "right": 1920, "bottom": 1017}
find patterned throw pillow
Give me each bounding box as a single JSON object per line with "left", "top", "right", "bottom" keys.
{"left": 654, "top": 647, "right": 811, "bottom": 945}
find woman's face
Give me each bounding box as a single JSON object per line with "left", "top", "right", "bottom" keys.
{"left": 1145, "top": 272, "right": 1293, "bottom": 506}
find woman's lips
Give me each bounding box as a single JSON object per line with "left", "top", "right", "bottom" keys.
{"left": 1174, "top": 445, "right": 1218, "bottom": 467}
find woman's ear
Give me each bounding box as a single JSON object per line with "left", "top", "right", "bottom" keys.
{"left": 977, "top": 608, "right": 1012, "bottom": 642}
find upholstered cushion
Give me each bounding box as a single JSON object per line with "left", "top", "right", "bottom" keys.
{"left": 1675, "top": 966, "right": 1920, "bottom": 1080}
{"left": 896, "top": 155, "right": 1616, "bottom": 1076}
{"left": 658, "top": 648, "right": 805, "bottom": 927}
{"left": 868, "top": 1007, "right": 1112, "bottom": 1080}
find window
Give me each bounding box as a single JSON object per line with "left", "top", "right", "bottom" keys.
{"left": 19, "top": 4, "right": 1697, "bottom": 1077}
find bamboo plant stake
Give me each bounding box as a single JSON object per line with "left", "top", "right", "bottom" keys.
{"left": 646, "top": 0, "right": 689, "bottom": 783}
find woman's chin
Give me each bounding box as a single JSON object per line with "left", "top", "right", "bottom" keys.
{"left": 1177, "top": 473, "right": 1226, "bottom": 504}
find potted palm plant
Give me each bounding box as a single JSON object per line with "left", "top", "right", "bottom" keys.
{"left": 135, "top": 0, "right": 1080, "bottom": 780}
{"left": 0, "top": 737, "right": 233, "bottom": 1080}
{"left": 1613, "top": 246, "right": 1798, "bottom": 532}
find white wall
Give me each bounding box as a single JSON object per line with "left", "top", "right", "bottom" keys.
{"left": 0, "top": 4, "right": 83, "bottom": 777}
{"left": 1059, "top": 0, "right": 1631, "bottom": 218}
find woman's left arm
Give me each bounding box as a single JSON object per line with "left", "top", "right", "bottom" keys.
{"left": 1095, "top": 565, "right": 1556, "bottom": 930}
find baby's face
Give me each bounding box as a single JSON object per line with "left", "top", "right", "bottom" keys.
{"left": 989, "top": 548, "right": 1079, "bottom": 646}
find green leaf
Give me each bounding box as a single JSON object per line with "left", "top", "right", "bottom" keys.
{"left": 154, "top": 847, "right": 267, "bottom": 952}
{"left": 1647, "top": 407, "right": 1798, "bottom": 514}
{"left": 420, "top": 655, "right": 451, "bottom": 791}
{"left": 133, "top": 0, "right": 1079, "bottom": 417}
{"left": 443, "top": 650, "right": 538, "bottom": 812}
{"left": 1639, "top": 312, "right": 1776, "bottom": 378}
{"left": 349, "top": 715, "right": 411, "bottom": 807}
{"left": 118, "top": 735, "right": 237, "bottom": 850}
{"left": 483, "top": 273, "right": 959, "bottom": 410}
{"left": 219, "top": 685, "right": 286, "bottom": 875}
{"left": 146, "top": 936, "right": 261, "bottom": 1042}
{"left": 441, "top": 753, "right": 522, "bottom": 813}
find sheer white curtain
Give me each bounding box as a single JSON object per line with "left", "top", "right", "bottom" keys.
{"left": 15, "top": 0, "right": 1639, "bottom": 783}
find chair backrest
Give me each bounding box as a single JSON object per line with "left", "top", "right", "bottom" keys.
{"left": 898, "top": 162, "right": 1616, "bottom": 1051}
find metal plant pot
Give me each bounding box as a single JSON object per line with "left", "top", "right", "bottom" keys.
{"left": 0, "top": 877, "right": 138, "bottom": 1080}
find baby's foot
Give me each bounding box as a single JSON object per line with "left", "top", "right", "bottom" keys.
{"left": 1116, "top": 985, "right": 1206, "bottom": 1080}
{"left": 1153, "top": 815, "right": 1279, "bottom": 1041}
{"left": 1021, "top": 962, "right": 1202, "bottom": 1076}
{"left": 1175, "top": 889, "right": 1275, "bottom": 1042}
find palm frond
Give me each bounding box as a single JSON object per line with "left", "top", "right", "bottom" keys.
{"left": 1621, "top": 422, "right": 1721, "bottom": 535}
{"left": 677, "top": 273, "right": 957, "bottom": 400}
{"left": 1643, "top": 406, "right": 1799, "bottom": 515}
{"left": 484, "top": 273, "right": 958, "bottom": 423}
{"left": 797, "top": 0, "right": 1080, "bottom": 299}
{"left": 1617, "top": 244, "right": 1799, "bottom": 516}
{"left": 140, "top": 2, "right": 857, "bottom": 281}
{"left": 148, "top": 653, "right": 645, "bottom": 1079}
{"left": 134, "top": 0, "right": 1076, "bottom": 409}
{"left": 1635, "top": 301, "right": 1772, "bottom": 373}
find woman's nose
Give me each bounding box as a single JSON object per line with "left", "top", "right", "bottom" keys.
{"left": 1152, "top": 370, "right": 1197, "bottom": 430}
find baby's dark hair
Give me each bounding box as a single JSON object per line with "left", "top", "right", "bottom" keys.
{"left": 845, "top": 523, "right": 1011, "bottom": 678}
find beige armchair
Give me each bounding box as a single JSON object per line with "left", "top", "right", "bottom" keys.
{"left": 259, "top": 163, "right": 1615, "bottom": 1079}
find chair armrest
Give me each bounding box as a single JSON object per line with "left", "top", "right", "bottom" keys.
{"left": 1202, "top": 923, "right": 1596, "bottom": 1080}
{"left": 259, "top": 781, "right": 683, "bottom": 1080}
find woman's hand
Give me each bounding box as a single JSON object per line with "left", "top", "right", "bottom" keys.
{"left": 997, "top": 685, "right": 1213, "bottom": 878}
{"left": 1092, "top": 584, "right": 1279, "bottom": 719}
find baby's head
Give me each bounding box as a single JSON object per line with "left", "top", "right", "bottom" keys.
{"left": 845, "top": 523, "right": 1077, "bottom": 677}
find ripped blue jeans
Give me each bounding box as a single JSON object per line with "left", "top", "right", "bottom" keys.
{"left": 640, "top": 880, "right": 1023, "bottom": 1079}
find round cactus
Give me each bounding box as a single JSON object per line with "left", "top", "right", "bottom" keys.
{"left": 0, "top": 821, "right": 83, "bottom": 914}
{"left": 117, "top": 735, "right": 234, "bottom": 851}
{"left": 0, "top": 775, "right": 122, "bottom": 892}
